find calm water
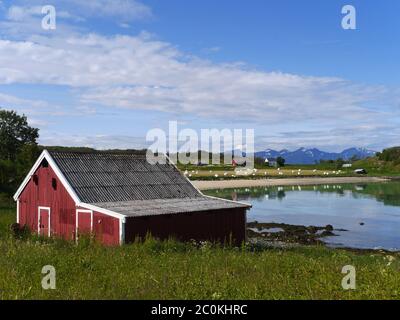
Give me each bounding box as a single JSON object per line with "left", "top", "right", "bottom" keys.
{"left": 207, "top": 182, "right": 400, "bottom": 251}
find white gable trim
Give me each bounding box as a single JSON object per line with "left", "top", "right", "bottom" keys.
{"left": 13, "top": 150, "right": 81, "bottom": 203}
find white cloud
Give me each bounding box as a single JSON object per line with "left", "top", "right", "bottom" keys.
{"left": 6, "top": 4, "right": 84, "bottom": 22}
{"left": 4, "top": 0, "right": 152, "bottom": 22}
{"left": 0, "top": 92, "right": 48, "bottom": 109}
{"left": 7, "top": 5, "right": 42, "bottom": 21}
{"left": 0, "top": 1, "right": 150, "bottom": 38}
{"left": 203, "top": 46, "right": 221, "bottom": 54}
{"left": 0, "top": 92, "right": 94, "bottom": 119}
{"left": 0, "top": 1, "right": 399, "bottom": 150}
{"left": 67, "top": 0, "right": 152, "bottom": 21}
{"left": 0, "top": 92, "right": 53, "bottom": 128}
{"left": 29, "top": 118, "right": 49, "bottom": 127}
{"left": 1, "top": 4, "right": 84, "bottom": 38}
{"left": 39, "top": 132, "right": 148, "bottom": 150}
{"left": 0, "top": 33, "right": 395, "bottom": 128}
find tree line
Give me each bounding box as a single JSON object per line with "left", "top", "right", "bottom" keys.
{"left": 0, "top": 109, "right": 40, "bottom": 197}
{"left": 376, "top": 147, "right": 400, "bottom": 165}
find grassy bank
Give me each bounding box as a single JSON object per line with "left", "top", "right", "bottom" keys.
{"left": 1, "top": 208, "right": 400, "bottom": 299}
{"left": 353, "top": 157, "right": 400, "bottom": 176}
{"left": 182, "top": 166, "right": 355, "bottom": 181}
{"left": 179, "top": 164, "right": 398, "bottom": 181}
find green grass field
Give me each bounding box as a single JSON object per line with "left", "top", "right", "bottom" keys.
{"left": 178, "top": 159, "right": 400, "bottom": 181}
{"left": 179, "top": 166, "right": 355, "bottom": 181}
{"left": 1, "top": 206, "right": 400, "bottom": 300}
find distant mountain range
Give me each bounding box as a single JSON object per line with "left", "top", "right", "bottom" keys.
{"left": 255, "top": 147, "right": 376, "bottom": 165}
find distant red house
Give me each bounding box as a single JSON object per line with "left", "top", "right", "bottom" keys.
{"left": 14, "top": 150, "right": 251, "bottom": 246}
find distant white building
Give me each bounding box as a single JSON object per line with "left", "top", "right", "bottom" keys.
{"left": 342, "top": 163, "right": 352, "bottom": 168}
{"left": 265, "top": 158, "right": 278, "bottom": 167}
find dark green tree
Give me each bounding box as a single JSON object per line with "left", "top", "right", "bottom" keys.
{"left": 335, "top": 158, "right": 345, "bottom": 170}
{"left": 0, "top": 109, "right": 39, "bottom": 161}
{"left": 276, "top": 156, "right": 286, "bottom": 167}
{"left": 378, "top": 147, "right": 400, "bottom": 164}
{"left": 0, "top": 109, "right": 40, "bottom": 194}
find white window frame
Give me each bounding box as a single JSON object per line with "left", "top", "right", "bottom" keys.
{"left": 38, "top": 206, "right": 51, "bottom": 237}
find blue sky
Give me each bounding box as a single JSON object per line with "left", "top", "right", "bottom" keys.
{"left": 0, "top": 0, "right": 399, "bottom": 152}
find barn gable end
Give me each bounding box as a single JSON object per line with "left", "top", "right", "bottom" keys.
{"left": 18, "top": 160, "right": 77, "bottom": 240}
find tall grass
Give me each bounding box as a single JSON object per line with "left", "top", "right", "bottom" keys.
{"left": 1, "top": 209, "right": 400, "bottom": 300}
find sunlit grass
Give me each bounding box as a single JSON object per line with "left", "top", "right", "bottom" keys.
{"left": 0, "top": 208, "right": 400, "bottom": 300}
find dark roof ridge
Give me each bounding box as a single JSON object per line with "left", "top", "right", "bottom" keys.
{"left": 47, "top": 149, "right": 149, "bottom": 156}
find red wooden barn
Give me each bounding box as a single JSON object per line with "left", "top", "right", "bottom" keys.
{"left": 13, "top": 150, "right": 251, "bottom": 246}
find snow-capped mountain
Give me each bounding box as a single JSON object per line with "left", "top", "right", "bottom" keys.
{"left": 255, "top": 147, "right": 376, "bottom": 165}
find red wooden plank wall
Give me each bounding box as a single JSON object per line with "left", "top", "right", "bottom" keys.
{"left": 124, "top": 208, "right": 247, "bottom": 246}
{"left": 19, "top": 163, "right": 76, "bottom": 240}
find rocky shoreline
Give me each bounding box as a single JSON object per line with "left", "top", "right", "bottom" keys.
{"left": 246, "top": 221, "right": 400, "bottom": 254}
{"left": 247, "top": 221, "right": 343, "bottom": 246}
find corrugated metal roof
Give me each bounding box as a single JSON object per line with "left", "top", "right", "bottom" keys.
{"left": 93, "top": 196, "right": 249, "bottom": 217}
{"left": 48, "top": 151, "right": 250, "bottom": 216}
{"left": 49, "top": 151, "right": 200, "bottom": 203}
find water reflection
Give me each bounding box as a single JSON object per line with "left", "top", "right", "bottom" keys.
{"left": 207, "top": 182, "right": 400, "bottom": 251}
{"left": 211, "top": 182, "right": 400, "bottom": 207}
